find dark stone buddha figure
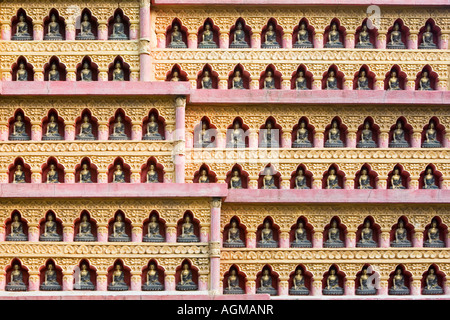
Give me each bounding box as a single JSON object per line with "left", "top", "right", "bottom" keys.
{"left": 424, "top": 219, "right": 444, "bottom": 247}
{"left": 46, "top": 164, "right": 59, "bottom": 183}
{"left": 40, "top": 263, "right": 61, "bottom": 290}
{"left": 198, "top": 169, "right": 210, "bottom": 183}
{"left": 109, "top": 15, "right": 128, "bottom": 40}
{"left": 108, "top": 214, "right": 130, "bottom": 242}
{"left": 40, "top": 213, "right": 62, "bottom": 241}
{"left": 356, "top": 267, "right": 377, "bottom": 295}
{"left": 389, "top": 268, "right": 409, "bottom": 295}
{"left": 6, "top": 213, "right": 27, "bottom": 241}
{"left": 357, "top": 122, "right": 377, "bottom": 148}
{"left": 229, "top": 170, "right": 243, "bottom": 190}
{"left": 224, "top": 219, "right": 245, "bottom": 248}
{"left": 263, "top": 71, "right": 275, "bottom": 89}
{"left": 108, "top": 264, "right": 128, "bottom": 290}
{"left": 259, "top": 121, "right": 278, "bottom": 148}
{"left": 80, "top": 62, "right": 93, "bottom": 82}
{"left": 261, "top": 168, "right": 277, "bottom": 189}
{"left": 419, "top": 71, "right": 432, "bottom": 91}
{"left": 289, "top": 269, "right": 309, "bottom": 295}
{"left": 257, "top": 220, "right": 278, "bottom": 248}
{"left": 325, "top": 23, "right": 343, "bottom": 48}
{"left": 323, "top": 268, "right": 344, "bottom": 295}
{"left": 74, "top": 264, "right": 95, "bottom": 290}
{"left": 256, "top": 269, "right": 277, "bottom": 295}
{"left": 6, "top": 264, "right": 27, "bottom": 291}
{"left": 195, "top": 122, "right": 213, "bottom": 148}
{"left": 170, "top": 71, "right": 180, "bottom": 82}
{"left": 74, "top": 214, "right": 96, "bottom": 241}
{"left": 294, "top": 23, "right": 313, "bottom": 48}
{"left": 295, "top": 71, "right": 308, "bottom": 90}
{"left": 419, "top": 24, "right": 437, "bottom": 49}
{"left": 422, "top": 121, "right": 441, "bottom": 148}
{"left": 294, "top": 168, "right": 309, "bottom": 190}
{"left": 293, "top": 121, "right": 311, "bottom": 148}
{"left": 324, "top": 220, "right": 344, "bottom": 248}
{"left": 48, "top": 63, "right": 60, "bottom": 81}
{"left": 423, "top": 168, "right": 439, "bottom": 190}
{"left": 143, "top": 114, "right": 163, "bottom": 140}
{"left": 356, "top": 70, "right": 370, "bottom": 90}
{"left": 227, "top": 121, "right": 245, "bottom": 148}
{"left": 112, "top": 62, "right": 124, "bottom": 81}
{"left": 224, "top": 269, "right": 244, "bottom": 294}
{"left": 176, "top": 263, "right": 198, "bottom": 291}
{"left": 146, "top": 164, "right": 159, "bottom": 183}
{"left": 356, "top": 24, "right": 373, "bottom": 48}
{"left": 261, "top": 23, "right": 280, "bottom": 48}
{"left": 76, "top": 115, "right": 94, "bottom": 140}
{"left": 387, "top": 71, "right": 401, "bottom": 90}
{"left": 79, "top": 163, "right": 92, "bottom": 183}
{"left": 168, "top": 24, "right": 187, "bottom": 48}
{"left": 109, "top": 115, "right": 128, "bottom": 140}
{"left": 423, "top": 267, "right": 444, "bottom": 295}
{"left": 177, "top": 216, "right": 199, "bottom": 242}
{"left": 198, "top": 23, "right": 217, "bottom": 48}
{"left": 387, "top": 23, "right": 405, "bottom": 49}
{"left": 44, "top": 14, "right": 63, "bottom": 40}
{"left": 291, "top": 221, "right": 312, "bottom": 248}
{"left": 201, "top": 70, "right": 213, "bottom": 89}
{"left": 326, "top": 168, "right": 341, "bottom": 189}
{"left": 389, "top": 122, "right": 409, "bottom": 148}
{"left": 390, "top": 168, "right": 406, "bottom": 189}
{"left": 230, "top": 22, "right": 249, "bottom": 48}
{"left": 9, "top": 114, "right": 29, "bottom": 140}
{"left": 325, "top": 70, "right": 338, "bottom": 90}
{"left": 231, "top": 70, "right": 244, "bottom": 89}
{"left": 142, "top": 263, "right": 164, "bottom": 291}
{"left": 43, "top": 115, "right": 62, "bottom": 140}
{"left": 143, "top": 214, "right": 164, "bottom": 242}
{"left": 13, "top": 165, "right": 26, "bottom": 184}
{"left": 357, "top": 220, "right": 377, "bottom": 247}
{"left": 76, "top": 14, "right": 96, "bottom": 40}
{"left": 16, "top": 63, "right": 28, "bottom": 81}
{"left": 391, "top": 220, "right": 411, "bottom": 247}
{"left": 12, "top": 14, "right": 32, "bottom": 40}
{"left": 357, "top": 168, "right": 373, "bottom": 189}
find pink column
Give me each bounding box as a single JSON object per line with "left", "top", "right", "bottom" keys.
{"left": 199, "top": 276, "right": 208, "bottom": 291}
{"left": 411, "top": 133, "right": 421, "bottom": 148}
{"left": 251, "top": 32, "right": 261, "bottom": 49}
{"left": 313, "top": 232, "right": 323, "bottom": 248}
{"left": 380, "top": 231, "right": 391, "bottom": 248}
{"left": 187, "top": 33, "right": 198, "bottom": 49}
{"left": 131, "top": 123, "right": 143, "bottom": 140}
{"left": 98, "top": 123, "right": 109, "bottom": 140}
{"left": 281, "top": 132, "right": 292, "bottom": 148}
{"left": 28, "top": 274, "right": 40, "bottom": 291}
{"left": 279, "top": 280, "right": 289, "bottom": 296}
{"left": 98, "top": 23, "right": 108, "bottom": 40}
{"left": 166, "top": 225, "right": 177, "bottom": 243}
{"left": 97, "top": 225, "right": 108, "bottom": 242}
{"left": 130, "top": 24, "right": 138, "bottom": 40}
{"left": 63, "top": 226, "right": 74, "bottom": 242}
{"left": 1, "top": 24, "right": 11, "bottom": 40}
{"left": 0, "top": 124, "right": 8, "bottom": 141}
{"left": 64, "top": 123, "right": 75, "bottom": 141}
{"left": 311, "top": 280, "right": 322, "bottom": 296}
{"left": 249, "top": 132, "right": 258, "bottom": 148}
{"left": 412, "top": 232, "right": 423, "bottom": 247}
{"left": 279, "top": 232, "right": 290, "bottom": 248}
{"left": 410, "top": 280, "right": 421, "bottom": 296}
{"left": 28, "top": 225, "right": 40, "bottom": 242}
{"left": 165, "top": 275, "right": 176, "bottom": 291}
{"left": 344, "top": 280, "right": 355, "bottom": 296}
{"left": 444, "top": 280, "right": 450, "bottom": 295}
{"left": 440, "top": 34, "right": 449, "bottom": 50}
{"left": 97, "top": 274, "right": 108, "bottom": 291}
{"left": 33, "top": 23, "right": 43, "bottom": 40}
{"left": 210, "top": 258, "right": 220, "bottom": 293}
{"left": 175, "top": 97, "right": 186, "bottom": 183}
{"left": 345, "top": 33, "right": 355, "bottom": 48}
{"left": 140, "top": 53, "right": 151, "bottom": 81}
{"left": 345, "top": 232, "right": 356, "bottom": 248}
{"left": 282, "top": 33, "right": 292, "bottom": 49}
{"left": 408, "top": 33, "right": 418, "bottom": 50}
{"left": 139, "top": 0, "right": 151, "bottom": 80}
{"left": 313, "top": 32, "right": 324, "bottom": 49}
{"left": 130, "top": 274, "right": 141, "bottom": 291}
{"left": 314, "top": 131, "right": 324, "bottom": 148}
{"left": 0, "top": 272, "right": 5, "bottom": 291}
{"left": 219, "top": 32, "right": 229, "bottom": 49}
{"left": 376, "top": 33, "right": 386, "bottom": 49}
{"left": 346, "top": 132, "right": 357, "bottom": 148}
{"left": 132, "top": 226, "right": 143, "bottom": 242}
{"left": 246, "top": 280, "right": 256, "bottom": 294}
{"left": 66, "top": 24, "right": 75, "bottom": 41}
{"left": 200, "top": 227, "right": 209, "bottom": 242}
{"left": 379, "top": 132, "right": 389, "bottom": 148}
{"left": 31, "top": 123, "right": 42, "bottom": 141}
{"left": 63, "top": 273, "right": 74, "bottom": 291}
{"left": 246, "top": 232, "right": 256, "bottom": 248}
{"left": 446, "top": 234, "right": 450, "bottom": 248}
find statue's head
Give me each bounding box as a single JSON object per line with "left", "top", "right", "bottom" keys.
{"left": 116, "top": 213, "right": 123, "bottom": 221}
{"left": 329, "top": 167, "right": 336, "bottom": 175}
{"left": 329, "top": 70, "right": 335, "bottom": 77}
{"left": 83, "top": 114, "right": 89, "bottom": 122}
{"left": 364, "top": 219, "right": 371, "bottom": 228}
{"left": 297, "top": 168, "right": 304, "bottom": 176}
{"left": 395, "top": 268, "right": 402, "bottom": 275}
{"left": 296, "top": 268, "right": 302, "bottom": 275}
{"left": 82, "top": 214, "right": 88, "bottom": 222}
{"left": 231, "top": 269, "right": 237, "bottom": 275}
{"left": 231, "top": 219, "right": 237, "bottom": 227}
{"left": 115, "top": 264, "right": 121, "bottom": 270}
{"left": 361, "top": 168, "right": 368, "bottom": 176}
{"left": 298, "top": 220, "right": 304, "bottom": 228}
{"left": 391, "top": 70, "right": 397, "bottom": 77}
{"left": 115, "top": 15, "right": 122, "bottom": 23}
{"left": 396, "top": 121, "right": 402, "bottom": 129}
{"left": 234, "top": 70, "right": 241, "bottom": 77}
{"left": 151, "top": 214, "right": 157, "bottom": 222}
{"left": 394, "top": 23, "right": 400, "bottom": 30}
{"left": 16, "top": 114, "right": 23, "bottom": 121}
{"left": 331, "top": 23, "right": 337, "bottom": 30}
{"left": 115, "top": 164, "right": 121, "bottom": 171}
{"left": 300, "top": 22, "right": 306, "bottom": 30}
{"left": 115, "top": 62, "right": 121, "bottom": 69}
{"left": 116, "top": 114, "right": 122, "bottom": 122}
{"left": 263, "top": 269, "right": 269, "bottom": 275}
{"left": 201, "top": 169, "right": 207, "bottom": 176}
{"left": 266, "top": 70, "right": 273, "bottom": 77}
{"left": 50, "top": 164, "right": 55, "bottom": 170}
{"left": 362, "top": 24, "right": 368, "bottom": 31}
{"left": 81, "top": 264, "right": 87, "bottom": 270}
{"left": 51, "top": 63, "right": 57, "bottom": 70}
{"left": 172, "top": 70, "right": 179, "bottom": 77}
{"left": 19, "top": 14, "right": 25, "bottom": 22}
{"left": 298, "top": 70, "right": 304, "bottom": 77}
{"left": 398, "top": 219, "right": 404, "bottom": 228}
{"left": 149, "top": 263, "right": 156, "bottom": 270}
{"left": 183, "top": 263, "right": 189, "bottom": 270}
{"left": 266, "top": 120, "right": 272, "bottom": 129}
{"left": 82, "top": 163, "right": 88, "bottom": 170}
{"left": 362, "top": 267, "right": 368, "bottom": 275}
{"left": 16, "top": 164, "right": 22, "bottom": 170}
{"left": 422, "top": 71, "right": 428, "bottom": 77}
{"left": 233, "top": 121, "right": 240, "bottom": 129}
{"left": 14, "top": 264, "right": 20, "bottom": 270}
{"left": 173, "top": 24, "right": 179, "bottom": 31}
{"left": 299, "top": 120, "right": 306, "bottom": 128}
{"left": 268, "top": 24, "right": 274, "bottom": 31}
{"left": 394, "top": 167, "right": 400, "bottom": 175}
{"left": 364, "top": 121, "right": 370, "bottom": 129}
{"left": 264, "top": 220, "right": 270, "bottom": 229}
{"left": 83, "top": 13, "right": 89, "bottom": 21}
{"left": 233, "top": 170, "right": 239, "bottom": 177}
{"left": 83, "top": 62, "right": 89, "bottom": 69}
{"left": 185, "top": 215, "right": 191, "bottom": 223}
{"left": 429, "top": 267, "right": 435, "bottom": 275}
{"left": 426, "top": 167, "right": 433, "bottom": 175}
{"left": 51, "top": 14, "right": 56, "bottom": 22}
{"left": 149, "top": 164, "right": 155, "bottom": 171}
{"left": 203, "top": 70, "right": 209, "bottom": 77}
{"left": 13, "top": 213, "right": 20, "bottom": 221}
{"left": 204, "top": 23, "right": 211, "bottom": 30}
{"left": 331, "top": 219, "right": 337, "bottom": 228}
{"left": 360, "top": 70, "right": 366, "bottom": 77}
{"left": 429, "top": 120, "right": 435, "bottom": 129}
{"left": 48, "top": 263, "right": 54, "bottom": 270}
{"left": 426, "top": 24, "right": 432, "bottom": 32}
{"left": 330, "top": 268, "right": 336, "bottom": 275}
{"left": 236, "top": 22, "right": 243, "bottom": 30}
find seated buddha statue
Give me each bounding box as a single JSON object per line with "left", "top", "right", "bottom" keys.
{"left": 80, "top": 62, "right": 93, "bottom": 82}
{"left": 108, "top": 214, "right": 130, "bottom": 242}
{"left": 109, "top": 15, "right": 128, "bottom": 40}
{"left": 387, "top": 71, "right": 401, "bottom": 90}
{"left": 390, "top": 168, "right": 406, "bottom": 189}
{"left": 13, "top": 165, "right": 26, "bottom": 184}
{"left": 324, "top": 220, "right": 344, "bottom": 248}
{"left": 322, "top": 268, "right": 344, "bottom": 295}
{"left": 422, "top": 120, "right": 441, "bottom": 148}
{"left": 423, "top": 267, "right": 444, "bottom": 295}
{"left": 355, "top": 267, "right": 377, "bottom": 295}
{"left": 224, "top": 269, "right": 244, "bottom": 294}
{"left": 143, "top": 214, "right": 164, "bottom": 242}
{"left": 44, "top": 14, "right": 63, "bottom": 40}
{"left": 48, "top": 63, "right": 60, "bottom": 81}
{"left": 176, "top": 263, "right": 198, "bottom": 291}
{"left": 388, "top": 268, "right": 410, "bottom": 295}
{"left": 6, "top": 263, "right": 27, "bottom": 291}
{"left": 261, "top": 23, "right": 280, "bottom": 49}
{"left": 357, "top": 121, "right": 377, "bottom": 148}
{"left": 424, "top": 219, "right": 444, "bottom": 247}
{"left": 291, "top": 221, "right": 312, "bottom": 248}
{"left": 40, "top": 263, "right": 61, "bottom": 291}
{"left": 293, "top": 121, "right": 312, "bottom": 148}
{"left": 39, "top": 213, "right": 62, "bottom": 241}
{"left": 79, "top": 163, "right": 92, "bottom": 183}
{"left": 261, "top": 169, "right": 277, "bottom": 190}
{"left": 112, "top": 62, "right": 124, "bottom": 81}
{"left": 229, "top": 170, "right": 243, "bottom": 189}
{"left": 358, "top": 168, "right": 373, "bottom": 189}
{"left": 423, "top": 168, "right": 439, "bottom": 190}
{"left": 231, "top": 70, "right": 244, "bottom": 89}
{"left": 256, "top": 269, "right": 277, "bottom": 295}
{"left": 46, "top": 164, "right": 59, "bottom": 183}
{"left": 289, "top": 268, "right": 309, "bottom": 295}
{"left": 387, "top": 23, "right": 406, "bottom": 49}
{"left": 356, "top": 70, "right": 370, "bottom": 90}
{"left": 326, "top": 168, "right": 341, "bottom": 189}
{"left": 389, "top": 122, "right": 409, "bottom": 148}
{"left": 294, "top": 22, "right": 313, "bottom": 48}
{"left": 259, "top": 121, "right": 278, "bottom": 148}
{"left": 9, "top": 114, "right": 29, "bottom": 141}
{"left": 42, "top": 115, "right": 62, "bottom": 140}
{"left": 76, "top": 14, "right": 96, "bottom": 40}
{"left": 419, "top": 24, "right": 437, "bottom": 49}
{"left": 143, "top": 114, "right": 163, "bottom": 140}
{"left": 325, "top": 70, "right": 338, "bottom": 90}
{"left": 201, "top": 70, "right": 213, "bottom": 89}
{"left": 294, "top": 168, "right": 309, "bottom": 190}
{"left": 325, "top": 23, "right": 343, "bottom": 48}
{"left": 74, "top": 263, "right": 95, "bottom": 290}
{"left": 226, "top": 121, "right": 245, "bottom": 148}
{"left": 198, "top": 23, "right": 217, "bottom": 48}
{"left": 12, "top": 14, "right": 32, "bottom": 40}
{"left": 257, "top": 220, "right": 278, "bottom": 248}
{"left": 76, "top": 115, "right": 94, "bottom": 140}
{"left": 419, "top": 71, "right": 432, "bottom": 91}
{"left": 108, "top": 264, "right": 128, "bottom": 290}
{"left": 230, "top": 22, "right": 249, "bottom": 48}
{"left": 142, "top": 263, "right": 164, "bottom": 291}
{"left": 263, "top": 71, "right": 275, "bottom": 89}
{"left": 74, "top": 214, "right": 96, "bottom": 242}
{"left": 16, "top": 63, "right": 28, "bottom": 81}
{"left": 177, "top": 216, "right": 199, "bottom": 242}
{"left": 224, "top": 219, "right": 245, "bottom": 248}
{"left": 295, "top": 71, "right": 308, "bottom": 90}
{"left": 6, "top": 213, "right": 27, "bottom": 241}
{"left": 357, "top": 220, "right": 377, "bottom": 247}
{"left": 390, "top": 220, "right": 411, "bottom": 247}
{"left": 109, "top": 115, "right": 128, "bottom": 140}
{"left": 356, "top": 24, "right": 373, "bottom": 48}
{"left": 168, "top": 24, "right": 187, "bottom": 48}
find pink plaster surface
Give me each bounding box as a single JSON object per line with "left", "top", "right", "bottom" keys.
{"left": 153, "top": 0, "right": 449, "bottom": 4}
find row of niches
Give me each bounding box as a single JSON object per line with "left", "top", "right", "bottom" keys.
{"left": 7, "top": 8, "right": 134, "bottom": 41}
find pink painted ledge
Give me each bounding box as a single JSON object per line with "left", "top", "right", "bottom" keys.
{"left": 153, "top": 0, "right": 449, "bottom": 5}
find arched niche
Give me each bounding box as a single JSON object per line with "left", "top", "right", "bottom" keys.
{"left": 229, "top": 18, "right": 251, "bottom": 48}
{"left": 108, "top": 56, "right": 130, "bottom": 81}
{"left": 388, "top": 265, "right": 412, "bottom": 295}
{"left": 175, "top": 259, "right": 199, "bottom": 290}
{"left": 197, "top": 18, "right": 219, "bottom": 48}
{"left": 223, "top": 265, "right": 246, "bottom": 294}
{"left": 140, "top": 157, "right": 165, "bottom": 183}
{"left": 323, "top": 216, "right": 347, "bottom": 247}
{"left": 74, "top": 157, "right": 98, "bottom": 183}
{"left": 225, "top": 164, "right": 249, "bottom": 189}
{"left": 322, "top": 265, "right": 346, "bottom": 294}
{"left": 256, "top": 216, "right": 280, "bottom": 248}
{"left": 353, "top": 65, "right": 376, "bottom": 90}
{"left": 43, "top": 56, "right": 66, "bottom": 81}
{"left": 176, "top": 210, "right": 201, "bottom": 242}
{"left": 255, "top": 265, "right": 279, "bottom": 295}
{"left": 291, "top": 65, "right": 313, "bottom": 90}
{"left": 322, "top": 65, "right": 344, "bottom": 90}
{"left": 197, "top": 64, "right": 219, "bottom": 89}
{"left": 5, "top": 258, "right": 29, "bottom": 291}
{"left": 421, "top": 117, "right": 444, "bottom": 148}
{"left": 193, "top": 116, "right": 217, "bottom": 148}
{"left": 386, "top": 19, "right": 409, "bottom": 49}
{"left": 73, "top": 210, "right": 98, "bottom": 241}
{"left": 387, "top": 164, "right": 410, "bottom": 189}
{"left": 107, "top": 157, "right": 131, "bottom": 183}
{"left": 75, "top": 9, "right": 98, "bottom": 40}
{"left": 166, "top": 18, "right": 188, "bottom": 48}
{"left": 43, "top": 9, "right": 65, "bottom": 40}
{"left": 416, "top": 65, "right": 438, "bottom": 91}
{"left": 8, "top": 109, "right": 31, "bottom": 140}
{"left": 322, "top": 164, "right": 345, "bottom": 189}
{"left": 388, "top": 117, "right": 412, "bottom": 148}
{"left": 76, "top": 56, "right": 99, "bottom": 81}
{"left": 222, "top": 216, "right": 246, "bottom": 247}
{"left": 74, "top": 259, "right": 97, "bottom": 290}
{"left": 226, "top": 117, "right": 250, "bottom": 148}
{"left": 142, "top": 109, "right": 166, "bottom": 140}
{"left": 354, "top": 164, "right": 378, "bottom": 189}
{"left": 323, "top": 18, "right": 346, "bottom": 48}
{"left": 354, "top": 264, "right": 380, "bottom": 295}
{"left": 107, "top": 259, "right": 130, "bottom": 290}
{"left": 75, "top": 109, "right": 98, "bottom": 140}
{"left": 5, "top": 210, "right": 28, "bottom": 241}
{"left": 292, "top": 18, "right": 314, "bottom": 48}
{"left": 423, "top": 216, "right": 447, "bottom": 247}
{"left": 258, "top": 117, "right": 282, "bottom": 148}
{"left": 356, "top": 216, "right": 380, "bottom": 247}
{"left": 356, "top": 116, "right": 379, "bottom": 148}
{"left": 419, "top": 164, "right": 442, "bottom": 189}
{"left": 108, "top": 109, "right": 132, "bottom": 140}
{"left": 142, "top": 259, "right": 165, "bottom": 289}
{"left": 166, "top": 64, "right": 188, "bottom": 82}
{"left": 418, "top": 19, "right": 440, "bottom": 49}
{"left": 261, "top": 18, "right": 283, "bottom": 48}
{"left": 355, "top": 18, "right": 377, "bottom": 49}
{"left": 292, "top": 117, "right": 314, "bottom": 147}
{"left": 39, "top": 210, "right": 63, "bottom": 241}
{"left": 41, "top": 157, "right": 65, "bottom": 183}
{"left": 290, "top": 164, "right": 313, "bottom": 189}
{"left": 289, "top": 216, "right": 313, "bottom": 247}
{"left": 41, "top": 109, "right": 65, "bottom": 140}
{"left": 107, "top": 9, "right": 130, "bottom": 40}
{"left": 259, "top": 65, "right": 282, "bottom": 89}
{"left": 228, "top": 64, "right": 250, "bottom": 89}
{"left": 39, "top": 259, "right": 62, "bottom": 290}
{"left": 11, "top": 9, "right": 33, "bottom": 41}
{"left": 107, "top": 210, "right": 132, "bottom": 241}
{"left": 142, "top": 211, "right": 166, "bottom": 241}
{"left": 389, "top": 216, "right": 414, "bottom": 245}
{"left": 193, "top": 164, "right": 217, "bottom": 183}
{"left": 8, "top": 157, "right": 31, "bottom": 183}
{"left": 288, "top": 264, "right": 313, "bottom": 295}
{"left": 11, "top": 56, "right": 34, "bottom": 81}
{"left": 421, "top": 264, "right": 445, "bottom": 295}
{"left": 258, "top": 164, "right": 281, "bottom": 189}
{"left": 384, "top": 65, "right": 407, "bottom": 90}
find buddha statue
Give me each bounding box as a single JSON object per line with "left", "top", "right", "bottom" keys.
{"left": 230, "top": 22, "right": 249, "bottom": 48}
{"left": 419, "top": 24, "right": 437, "bottom": 49}
{"left": 357, "top": 220, "right": 377, "bottom": 247}
{"left": 176, "top": 263, "right": 198, "bottom": 291}
{"left": 143, "top": 114, "right": 163, "bottom": 140}
{"left": 227, "top": 121, "right": 245, "bottom": 148}
{"left": 76, "top": 115, "right": 94, "bottom": 140}
{"left": 295, "top": 71, "right": 308, "bottom": 90}
{"left": 12, "top": 14, "right": 32, "bottom": 40}
{"left": 224, "top": 219, "right": 245, "bottom": 248}
{"left": 198, "top": 23, "right": 217, "bottom": 48}
{"left": 201, "top": 70, "right": 213, "bottom": 89}
{"left": 146, "top": 164, "right": 159, "bottom": 183}
{"left": 40, "top": 213, "right": 62, "bottom": 241}
{"left": 196, "top": 122, "right": 213, "bottom": 148}
{"left": 108, "top": 264, "right": 128, "bottom": 290}
{"left": 6, "top": 264, "right": 27, "bottom": 291}
{"left": 389, "top": 268, "right": 410, "bottom": 295}
{"left": 419, "top": 71, "right": 432, "bottom": 91}
{"left": 291, "top": 221, "right": 312, "bottom": 248}
{"left": 323, "top": 268, "right": 344, "bottom": 295}
{"left": 357, "top": 121, "right": 377, "bottom": 148}
{"left": 231, "top": 70, "right": 244, "bottom": 89}
{"left": 74, "top": 214, "right": 96, "bottom": 241}
{"left": 355, "top": 267, "right": 377, "bottom": 295}
{"left": 44, "top": 14, "right": 63, "bottom": 40}
{"left": 16, "top": 63, "right": 28, "bottom": 81}
{"left": 198, "top": 169, "right": 210, "bottom": 183}
{"left": 168, "top": 24, "right": 186, "bottom": 48}
{"left": 261, "top": 23, "right": 280, "bottom": 48}
{"left": 391, "top": 220, "right": 411, "bottom": 247}
{"left": 109, "top": 115, "right": 128, "bottom": 140}
{"left": 356, "top": 24, "right": 373, "bottom": 48}
{"left": 9, "top": 114, "right": 29, "bottom": 140}
{"left": 289, "top": 268, "right": 309, "bottom": 295}
{"left": 40, "top": 263, "right": 61, "bottom": 290}
{"left": 74, "top": 263, "right": 95, "bottom": 290}
{"left": 112, "top": 62, "right": 124, "bottom": 81}
{"left": 46, "top": 164, "right": 59, "bottom": 183}
{"left": 109, "top": 15, "right": 128, "bottom": 40}
{"left": 80, "top": 62, "right": 93, "bottom": 82}
{"left": 79, "top": 163, "right": 92, "bottom": 183}
{"left": 324, "top": 220, "right": 344, "bottom": 248}
{"left": 261, "top": 168, "right": 277, "bottom": 190}
{"left": 424, "top": 219, "right": 444, "bottom": 247}
{"left": 390, "top": 168, "right": 406, "bottom": 189}
{"left": 42, "top": 114, "right": 62, "bottom": 140}
{"left": 142, "top": 263, "right": 164, "bottom": 291}
{"left": 229, "top": 170, "right": 243, "bottom": 189}
{"left": 48, "top": 63, "right": 60, "bottom": 81}
{"left": 387, "top": 71, "right": 401, "bottom": 90}
{"left": 422, "top": 120, "right": 441, "bottom": 148}
{"left": 263, "top": 71, "right": 275, "bottom": 89}
{"left": 143, "top": 214, "right": 164, "bottom": 242}
{"left": 256, "top": 269, "right": 277, "bottom": 295}
{"left": 326, "top": 168, "right": 341, "bottom": 189}
{"left": 76, "top": 14, "right": 96, "bottom": 40}
{"left": 177, "top": 216, "right": 199, "bottom": 242}
{"left": 6, "top": 213, "right": 27, "bottom": 241}
{"left": 325, "top": 70, "right": 338, "bottom": 90}
{"left": 358, "top": 168, "right": 373, "bottom": 190}
{"left": 387, "top": 23, "right": 405, "bottom": 49}
{"left": 294, "top": 168, "right": 309, "bottom": 190}
{"left": 224, "top": 269, "right": 244, "bottom": 294}
{"left": 170, "top": 70, "right": 180, "bottom": 82}
{"left": 423, "top": 168, "right": 439, "bottom": 190}
{"left": 293, "top": 121, "right": 312, "bottom": 148}
{"left": 294, "top": 22, "right": 313, "bottom": 48}
{"left": 13, "top": 165, "right": 26, "bottom": 184}
{"left": 389, "top": 122, "right": 409, "bottom": 148}
{"left": 423, "top": 267, "right": 444, "bottom": 295}
{"left": 259, "top": 121, "right": 278, "bottom": 148}
{"left": 257, "top": 220, "right": 278, "bottom": 248}
{"left": 356, "top": 70, "right": 370, "bottom": 90}
{"left": 108, "top": 214, "right": 130, "bottom": 242}
{"left": 325, "top": 23, "right": 343, "bottom": 48}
